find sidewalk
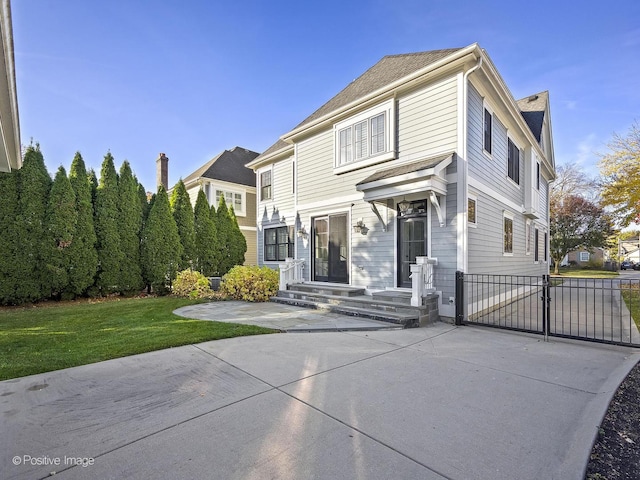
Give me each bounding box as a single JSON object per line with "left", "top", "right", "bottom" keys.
{"left": 2, "top": 322, "right": 638, "bottom": 480}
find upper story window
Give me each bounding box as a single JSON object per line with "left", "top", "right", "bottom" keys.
{"left": 536, "top": 161, "right": 541, "bottom": 190}
{"left": 507, "top": 138, "right": 520, "bottom": 185}
{"left": 483, "top": 108, "right": 492, "bottom": 154}
{"left": 334, "top": 100, "right": 395, "bottom": 173}
{"left": 215, "top": 189, "right": 244, "bottom": 216}
{"left": 260, "top": 170, "right": 272, "bottom": 201}
{"left": 338, "top": 112, "right": 386, "bottom": 166}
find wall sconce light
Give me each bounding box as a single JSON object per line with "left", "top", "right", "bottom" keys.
{"left": 296, "top": 227, "right": 308, "bottom": 239}
{"left": 353, "top": 219, "right": 367, "bottom": 234}
{"left": 397, "top": 197, "right": 410, "bottom": 216}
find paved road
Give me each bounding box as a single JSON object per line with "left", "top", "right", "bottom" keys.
{"left": 2, "top": 323, "right": 638, "bottom": 480}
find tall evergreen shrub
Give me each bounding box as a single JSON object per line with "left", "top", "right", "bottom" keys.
{"left": 229, "top": 206, "right": 247, "bottom": 267}
{"left": 45, "top": 166, "right": 77, "bottom": 298}
{"left": 15, "top": 144, "right": 52, "bottom": 302}
{"left": 94, "top": 152, "right": 124, "bottom": 294}
{"left": 140, "top": 186, "right": 182, "bottom": 293}
{"left": 170, "top": 179, "right": 196, "bottom": 271}
{"left": 215, "top": 195, "right": 235, "bottom": 275}
{"left": 193, "top": 189, "right": 218, "bottom": 276}
{"left": 0, "top": 170, "right": 19, "bottom": 304}
{"left": 117, "top": 161, "right": 144, "bottom": 293}
{"left": 68, "top": 152, "right": 98, "bottom": 297}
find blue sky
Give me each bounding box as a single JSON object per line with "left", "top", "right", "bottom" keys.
{"left": 12, "top": 0, "right": 640, "bottom": 192}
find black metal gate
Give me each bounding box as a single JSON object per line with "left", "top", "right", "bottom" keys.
{"left": 455, "top": 272, "right": 640, "bottom": 347}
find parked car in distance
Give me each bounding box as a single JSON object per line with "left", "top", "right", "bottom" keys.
{"left": 633, "top": 263, "right": 640, "bottom": 271}
{"left": 621, "top": 261, "right": 633, "bottom": 270}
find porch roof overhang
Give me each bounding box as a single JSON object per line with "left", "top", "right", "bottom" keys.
{"left": 355, "top": 153, "right": 453, "bottom": 202}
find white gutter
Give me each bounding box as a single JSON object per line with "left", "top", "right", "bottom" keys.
{"left": 458, "top": 55, "right": 483, "bottom": 274}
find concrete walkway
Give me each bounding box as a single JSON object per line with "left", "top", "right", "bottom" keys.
{"left": 2, "top": 318, "right": 638, "bottom": 480}
{"left": 174, "top": 300, "right": 403, "bottom": 331}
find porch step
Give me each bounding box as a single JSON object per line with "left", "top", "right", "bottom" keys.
{"left": 271, "top": 295, "right": 419, "bottom": 327}
{"left": 272, "top": 285, "right": 438, "bottom": 328}
{"left": 286, "top": 283, "right": 366, "bottom": 297}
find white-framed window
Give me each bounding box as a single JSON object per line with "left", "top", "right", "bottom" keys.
{"left": 579, "top": 251, "right": 590, "bottom": 262}
{"left": 468, "top": 195, "right": 477, "bottom": 227}
{"left": 534, "top": 227, "right": 540, "bottom": 262}
{"left": 525, "top": 220, "right": 531, "bottom": 255}
{"left": 264, "top": 226, "right": 294, "bottom": 262}
{"left": 215, "top": 188, "right": 245, "bottom": 216}
{"left": 503, "top": 212, "right": 514, "bottom": 255}
{"left": 507, "top": 138, "right": 520, "bottom": 185}
{"left": 334, "top": 100, "right": 395, "bottom": 173}
{"left": 483, "top": 107, "right": 493, "bottom": 155}
{"left": 536, "top": 161, "right": 541, "bottom": 190}
{"left": 260, "top": 168, "right": 272, "bottom": 201}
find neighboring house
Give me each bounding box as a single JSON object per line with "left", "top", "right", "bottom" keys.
{"left": 247, "top": 44, "right": 555, "bottom": 319}
{"left": 563, "top": 248, "right": 606, "bottom": 267}
{"left": 0, "top": 0, "right": 21, "bottom": 172}
{"left": 166, "top": 147, "right": 260, "bottom": 265}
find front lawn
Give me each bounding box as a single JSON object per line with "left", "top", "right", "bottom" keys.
{"left": 620, "top": 284, "right": 640, "bottom": 329}
{"left": 0, "top": 296, "right": 275, "bottom": 381}
{"left": 552, "top": 267, "right": 619, "bottom": 279}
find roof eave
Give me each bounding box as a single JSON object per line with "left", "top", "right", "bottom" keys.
{"left": 246, "top": 144, "right": 294, "bottom": 170}
{"left": 281, "top": 43, "right": 481, "bottom": 144}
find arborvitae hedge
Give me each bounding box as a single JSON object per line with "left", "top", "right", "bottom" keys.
{"left": 68, "top": 152, "right": 98, "bottom": 297}
{"left": 193, "top": 189, "right": 218, "bottom": 276}
{"left": 215, "top": 194, "right": 236, "bottom": 276}
{"left": 117, "top": 161, "right": 144, "bottom": 294}
{"left": 229, "top": 206, "right": 247, "bottom": 267}
{"left": 94, "top": 152, "right": 124, "bottom": 294}
{"left": 170, "top": 179, "right": 196, "bottom": 271}
{"left": 141, "top": 186, "right": 183, "bottom": 293}
{"left": 15, "top": 144, "right": 52, "bottom": 303}
{"left": 0, "top": 170, "right": 19, "bottom": 304}
{"left": 45, "top": 166, "right": 77, "bottom": 299}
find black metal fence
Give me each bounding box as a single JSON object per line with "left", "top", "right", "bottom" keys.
{"left": 455, "top": 272, "right": 640, "bottom": 347}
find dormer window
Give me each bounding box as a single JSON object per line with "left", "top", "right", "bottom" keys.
{"left": 334, "top": 100, "right": 395, "bottom": 173}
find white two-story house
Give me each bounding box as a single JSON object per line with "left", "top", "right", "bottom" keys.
{"left": 247, "top": 44, "right": 555, "bottom": 319}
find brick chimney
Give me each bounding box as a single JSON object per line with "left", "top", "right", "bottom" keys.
{"left": 156, "top": 153, "right": 168, "bottom": 191}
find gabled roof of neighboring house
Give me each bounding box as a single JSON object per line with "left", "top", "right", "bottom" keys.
{"left": 182, "top": 147, "right": 258, "bottom": 187}
{"left": 516, "top": 91, "right": 548, "bottom": 142}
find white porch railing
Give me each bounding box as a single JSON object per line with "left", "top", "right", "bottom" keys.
{"left": 279, "top": 258, "right": 305, "bottom": 291}
{"left": 410, "top": 256, "right": 438, "bottom": 307}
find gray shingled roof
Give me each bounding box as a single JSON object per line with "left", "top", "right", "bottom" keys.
{"left": 357, "top": 153, "right": 453, "bottom": 186}
{"left": 517, "top": 91, "right": 548, "bottom": 142}
{"left": 183, "top": 147, "right": 258, "bottom": 187}
{"left": 256, "top": 48, "right": 463, "bottom": 162}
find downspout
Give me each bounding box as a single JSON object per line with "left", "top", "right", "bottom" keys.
{"left": 459, "top": 55, "right": 482, "bottom": 274}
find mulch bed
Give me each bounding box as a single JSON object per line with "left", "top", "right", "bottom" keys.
{"left": 586, "top": 359, "right": 640, "bottom": 479}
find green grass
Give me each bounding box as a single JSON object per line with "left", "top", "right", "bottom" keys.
{"left": 620, "top": 285, "right": 640, "bottom": 329}
{"left": 0, "top": 296, "right": 276, "bottom": 381}
{"left": 552, "top": 267, "right": 619, "bottom": 279}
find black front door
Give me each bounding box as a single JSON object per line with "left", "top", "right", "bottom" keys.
{"left": 398, "top": 216, "right": 427, "bottom": 288}
{"left": 313, "top": 214, "right": 349, "bottom": 283}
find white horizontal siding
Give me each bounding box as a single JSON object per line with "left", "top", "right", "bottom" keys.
{"left": 397, "top": 76, "right": 459, "bottom": 159}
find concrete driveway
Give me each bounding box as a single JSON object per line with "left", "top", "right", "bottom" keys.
{"left": 1, "top": 321, "right": 638, "bottom": 480}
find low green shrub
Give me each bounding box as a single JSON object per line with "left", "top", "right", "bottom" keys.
{"left": 173, "top": 269, "right": 213, "bottom": 299}
{"left": 220, "top": 266, "right": 278, "bottom": 302}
